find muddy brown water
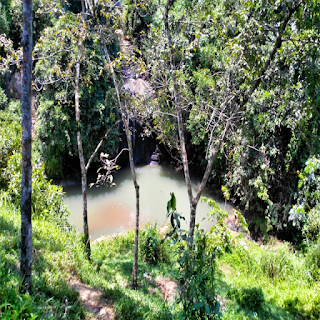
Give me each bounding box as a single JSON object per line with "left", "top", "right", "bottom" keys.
{"left": 63, "top": 165, "right": 233, "bottom": 241}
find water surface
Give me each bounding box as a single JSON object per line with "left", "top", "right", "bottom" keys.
{"left": 64, "top": 165, "right": 233, "bottom": 241}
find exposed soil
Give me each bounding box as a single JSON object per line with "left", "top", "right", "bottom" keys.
{"left": 69, "top": 279, "right": 115, "bottom": 320}
{"left": 225, "top": 212, "right": 253, "bottom": 241}
{"left": 155, "top": 277, "right": 177, "bottom": 302}
{"left": 145, "top": 274, "right": 177, "bottom": 302}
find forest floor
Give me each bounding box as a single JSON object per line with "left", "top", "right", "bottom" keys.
{"left": 68, "top": 279, "right": 115, "bottom": 320}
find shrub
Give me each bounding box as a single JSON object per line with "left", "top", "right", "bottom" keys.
{"left": 0, "top": 100, "right": 21, "bottom": 188}
{"left": 227, "top": 287, "right": 264, "bottom": 312}
{"left": 140, "top": 222, "right": 170, "bottom": 265}
{"left": 289, "top": 156, "right": 320, "bottom": 240}
{"left": 305, "top": 237, "right": 320, "bottom": 281}
{"left": 3, "top": 152, "right": 69, "bottom": 225}
{"left": 167, "top": 194, "right": 219, "bottom": 319}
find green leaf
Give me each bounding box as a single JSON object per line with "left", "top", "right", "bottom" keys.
{"left": 193, "top": 301, "right": 204, "bottom": 310}
{"left": 167, "top": 192, "right": 176, "bottom": 213}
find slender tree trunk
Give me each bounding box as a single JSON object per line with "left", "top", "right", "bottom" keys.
{"left": 20, "top": 0, "right": 33, "bottom": 293}
{"left": 164, "top": 0, "right": 196, "bottom": 239}
{"left": 75, "top": 44, "right": 91, "bottom": 260}
{"left": 102, "top": 33, "right": 140, "bottom": 288}
{"left": 164, "top": 0, "right": 296, "bottom": 241}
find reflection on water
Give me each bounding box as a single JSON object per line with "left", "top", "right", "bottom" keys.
{"left": 63, "top": 165, "right": 233, "bottom": 241}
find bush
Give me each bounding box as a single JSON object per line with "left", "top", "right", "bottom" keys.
{"left": 227, "top": 287, "right": 264, "bottom": 312}
{"left": 3, "top": 152, "right": 69, "bottom": 225}
{"left": 0, "top": 100, "right": 21, "bottom": 188}
{"left": 140, "top": 223, "right": 170, "bottom": 265}
{"left": 166, "top": 193, "right": 219, "bottom": 319}
{"left": 0, "top": 87, "right": 8, "bottom": 109}
{"left": 305, "top": 237, "right": 320, "bottom": 281}
{"left": 289, "top": 156, "right": 320, "bottom": 240}
{"left": 177, "top": 228, "right": 218, "bottom": 320}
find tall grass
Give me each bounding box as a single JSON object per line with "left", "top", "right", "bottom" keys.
{"left": 0, "top": 194, "right": 89, "bottom": 319}
{"left": 218, "top": 235, "right": 320, "bottom": 320}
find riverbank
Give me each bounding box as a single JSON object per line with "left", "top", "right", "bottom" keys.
{"left": 1, "top": 194, "right": 320, "bottom": 319}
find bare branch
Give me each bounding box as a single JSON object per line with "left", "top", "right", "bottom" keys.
{"left": 85, "top": 119, "right": 121, "bottom": 172}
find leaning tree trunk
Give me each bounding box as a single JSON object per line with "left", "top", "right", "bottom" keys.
{"left": 163, "top": 1, "right": 196, "bottom": 240}
{"left": 101, "top": 32, "right": 140, "bottom": 288}
{"left": 163, "top": 0, "right": 296, "bottom": 241}
{"left": 20, "top": 0, "right": 33, "bottom": 293}
{"left": 75, "top": 44, "right": 91, "bottom": 260}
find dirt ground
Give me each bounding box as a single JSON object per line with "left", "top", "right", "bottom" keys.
{"left": 69, "top": 280, "right": 115, "bottom": 320}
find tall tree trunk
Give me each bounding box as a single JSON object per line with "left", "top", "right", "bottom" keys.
{"left": 101, "top": 33, "right": 140, "bottom": 288}
{"left": 164, "top": 0, "right": 296, "bottom": 241}
{"left": 75, "top": 44, "right": 91, "bottom": 260}
{"left": 164, "top": 0, "right": 196, "bottom": 239}
{"left": 20, "top": 0, "right": 33, "bottom": 293}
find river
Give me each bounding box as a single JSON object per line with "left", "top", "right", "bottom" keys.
{"left": 63, "top": 165, "right": 233, "bottom": 241}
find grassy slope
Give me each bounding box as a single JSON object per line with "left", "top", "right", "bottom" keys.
{"left": 0, "top": 197, "right": 179, "bottom": 319}
{"left": 217, "top": 235, "right": 320, "bottom": 320}
{"left": 0, "top": 197, "right": 92, "bottom": 319}
{"left": 1, "top": 195, "right": 320, "bottom": 319}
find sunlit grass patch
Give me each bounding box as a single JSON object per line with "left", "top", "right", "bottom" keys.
{"left": 217, "top": 237, "right": 320, "bottom": 320}
{"left": 0, "top": 195, "right": 86, "bottom": 319}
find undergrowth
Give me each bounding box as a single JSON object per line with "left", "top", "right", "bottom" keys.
{"left": 0, "top": 194, "right": 90, "bottom": 319}
{"left": 218, "top": 235, "right": 320, "bottom": 320}
{"left": 1, "top": 187, "right": 320, "bottom": 320}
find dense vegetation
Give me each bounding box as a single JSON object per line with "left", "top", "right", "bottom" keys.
{"left": 123, "top": 0, "right": 320, "bottom": 240}
{"left": 1, "top": 193, "right": 320, "bottom": 319}
{"left": 1, "top": 0, "right": 320, "bottom": 318}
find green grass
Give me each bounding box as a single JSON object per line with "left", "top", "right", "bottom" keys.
{"left": 0, "top": 196, "right": 89, "bottom": 319}
{"left": 1, "top": 192, "right": 320, "bottom": 319}
{"left": 0, "top": 195, "right": 180, "bottom": 319}
{"left": 217, "top": 235, "right": 320, "bottom": 320}
{"left": 91, "top": 231, "right": 180, "bottom": 319}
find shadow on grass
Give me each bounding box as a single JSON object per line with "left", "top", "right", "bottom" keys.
{"left": 95, "top": 253, "right": 177, "bottom": 319}
{"left": 0, "top": 215, "right": 85, "bottom": 319}
{"left": 216, "top": 270, "right": 305, "bottom": 320}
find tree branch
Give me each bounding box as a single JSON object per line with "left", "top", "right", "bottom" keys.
{"left": 85, "top": 119, "right": 120, "bottom": 172}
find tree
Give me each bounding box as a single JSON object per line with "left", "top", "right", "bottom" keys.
{"left": 140, "top": 0, "right": 304, "bottom": 240}
{"left": 34, "top": 4, "right": 119, "bottom": 259}
{"left": 91, "top": 1, "right": 142, "bottom": 287}
{"left": 102, "top": 35, "right": 141, "bottom": 288}
{"left": 20, "top": 0, "right": 33, "bottom": 292}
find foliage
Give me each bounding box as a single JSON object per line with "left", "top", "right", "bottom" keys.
{"left": 305, "top": 237, "right": 320, "bottom": 281}
{"left": 2, "top": 152, "right": 69, "bottom": 225}
{"left": 0, "top": 1, "right": 10, "bottom": 35}
{"left": 139, "top": 222, "right": 170, "bottom": 265}
{"left": 0, "top": 100, "right": 21, "bottom": 188}
{"left": 289, "top": 156, "right": 320, "bottom": 240}
{"left": 0, "top": 87, "right": 7, "bottom": 109}
{"left": 123, "top": 0, "right": 157, "bottom": 44}
{"left": 202, "top": 197, "right": 233, "bottom": 255}
{"left": 202, "top": 197, "right": 249, "bottom": 255}
{"left": 0, "top": 100, "right": 69, "bottom": 225}
{"left": 14, "top": 158, "right": 66, "bottom": 224}
{"left": 128, "top": 0, "right": 320, "bottom": 238}
{"left": 167, "top": 193, "right": 219, "bottom": 319}
{"left": 33, "top": 10, "right": 119, "bottom": 179}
